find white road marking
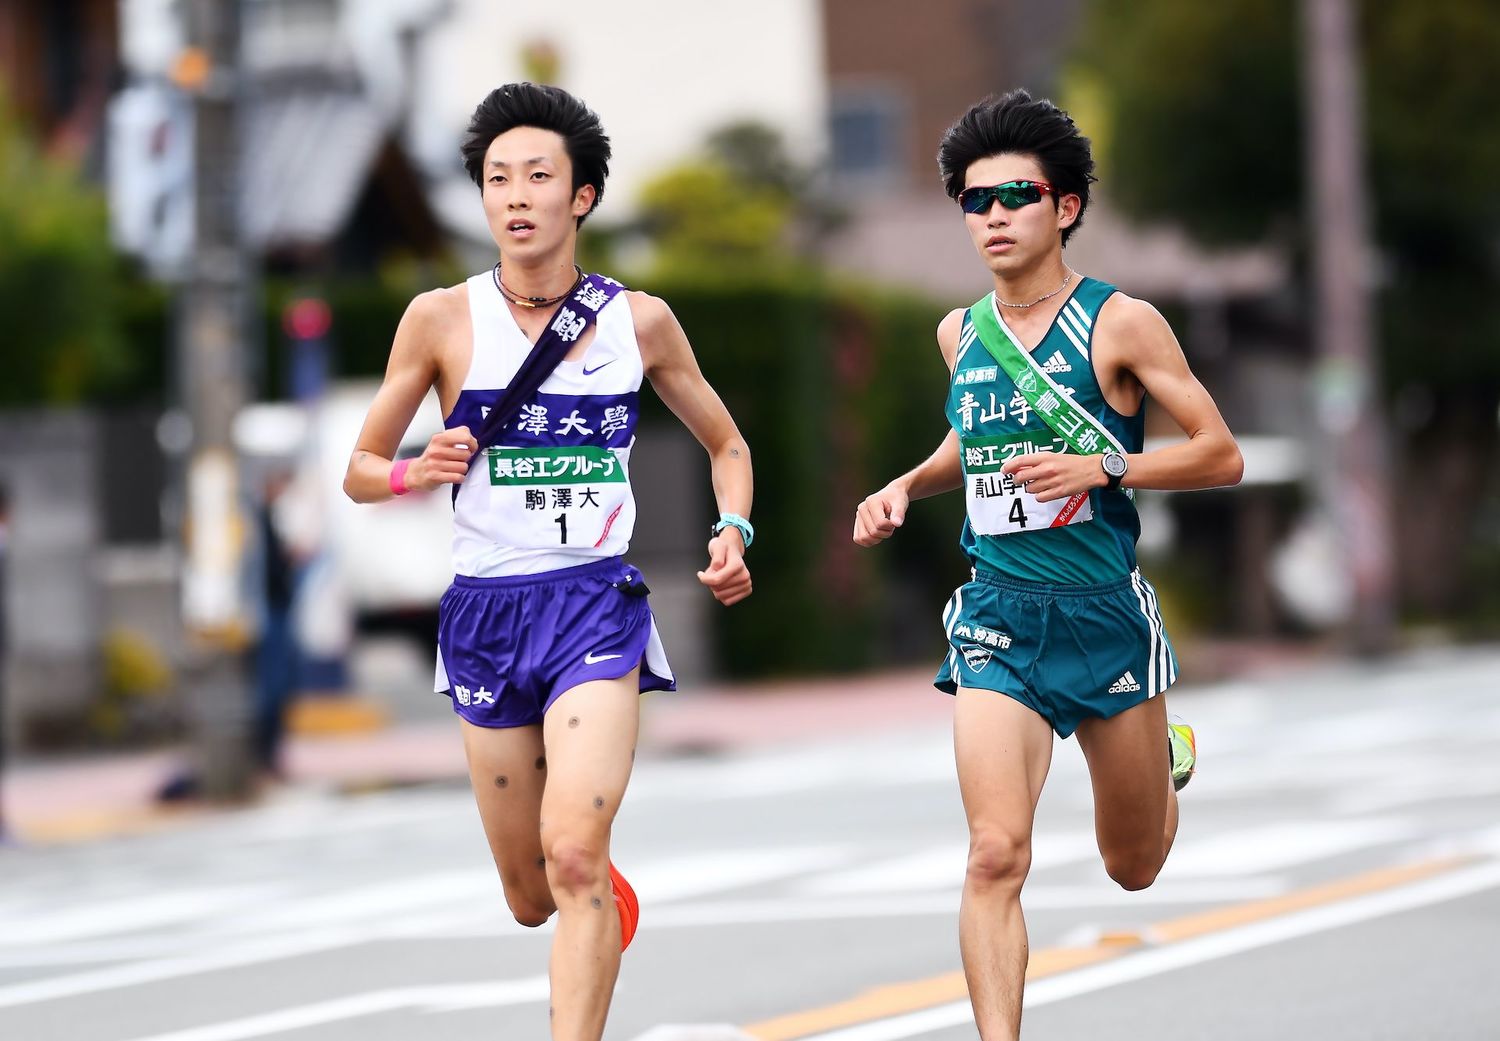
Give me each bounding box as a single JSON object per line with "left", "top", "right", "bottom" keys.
{"left": 793, "top": 844, "right": 969, "bottom": 896}
{"left": 628, "top": 1027, "right": 756, "bottom": 1041}
{"left": 0, "top": 888, "right": 275, "bottom": 945}
{"left": 219, "top": 870, "right": 493, "bottom": 931}
{"left": 0, "top": 850, "right": 840, "bottom": 981}
{"left": 402, "top": 879, "right": 1287, "bottom": 940}
{"left": 649, "top": 879, "right": 1288, "bottom": 926}
{"left": 1328, "top": 768, "right": 1500, "bottom": 815}
{"left": 1160, "top": 819, "right": 1416, "bottom": 878}
{"left": 112, "top": 977, "right": 551, "bottom": 1041}
{"left": 0, "top": 934, "right": 215, "bottom": 969}
{"left": 629, "top": 847, "right": 854, "bottom": 902}
{"left": 627, "top": 745, "right": 957, "bottom": 802}
{"left": 794, "top": 833, "right": 1098, "bottom": 896}
{"left": 0, "top": 928, "right": 387, "bottom": 1010}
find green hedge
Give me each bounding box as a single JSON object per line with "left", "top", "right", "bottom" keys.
{"left": 641, "top": 273, "right": 965, "bottom": 675}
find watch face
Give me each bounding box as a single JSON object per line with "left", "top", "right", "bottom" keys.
{"left": 1103, "top": 452, "right": 1127, "bottom": 477}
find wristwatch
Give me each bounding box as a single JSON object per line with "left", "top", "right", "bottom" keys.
{"left": 711, "top": 512, "right": 754, "bottom": 549}
{"left": 1101, "top": 451, "right": 1128, "bottom": 491}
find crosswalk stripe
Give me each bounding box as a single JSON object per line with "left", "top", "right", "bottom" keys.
{"left": 794, "top": 844, "right": 966, "bottom": 896}
{"left": 235, "top": 871, "right": 492, "bottom": 932}
{"left": 630, "top": 847, "right": 855, "bottom": 902}
{"left": 1162, "top": 819, "right": 1417, "bottom": 878}
{"left": 113, "top": 978, "right": 551, "bottom": 1041}
{"left": 0, "top": 888, "right": 275, "bottom": 946}
{"left": 794, "top": 832, "right": 1100, "bottom": 896}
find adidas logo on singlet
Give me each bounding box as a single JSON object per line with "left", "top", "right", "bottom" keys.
{"left": 1041, "top": 350, "right": 1072, "bottom": 374}
{"left": 1108, "top": 671, "right": 1142, "bottom": 694}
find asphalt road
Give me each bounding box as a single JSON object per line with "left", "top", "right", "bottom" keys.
{"left": 2, "top": 647, "right": 1498, "bottom": 1040}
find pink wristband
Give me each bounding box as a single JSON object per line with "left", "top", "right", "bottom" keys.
{"left": 389, "top": 458, "right": 412, "bottom": 496}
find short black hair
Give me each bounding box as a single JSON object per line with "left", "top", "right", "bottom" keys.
{"left": 937, "top": 89, "right": 1097, "bottom": 245}
{"left": 460, "top": 83, "right": 612, "bottom": 226}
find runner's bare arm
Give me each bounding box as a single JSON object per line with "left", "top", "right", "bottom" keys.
{"left": 343, "top": 290, "right": 473, "bottom": 503}
{"left": 853, "top": 309, "right": 966, "bottom": 547}
{"left": 632, "top": 291, "right": 753, "bottom": 606}
{"left": 1002, "top": 296, "right": 1243, "bottom": 501}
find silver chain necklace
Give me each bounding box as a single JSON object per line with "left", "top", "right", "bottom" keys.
{"left": 996, "top": 270, "right": 1073, "bottom": 309}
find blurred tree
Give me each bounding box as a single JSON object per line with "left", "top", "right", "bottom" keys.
{"left": 637, "top": 159, "right": 794, "bottom": 279}
{"left": 0, "top": 94, "right": 129, "bottom": 405}
{"left": 1071, "top": 0, "right": 1500, "bottom": 621}
{"left": 634, "top": 120, "right": 843, "bottom": 281}
{"left": 709, "top": 120, "right": 848, "bottom": 253}
{"left": 520, "top": 39, "right": 562, "bottom": 85}
{"left": 705, "top": 121, "right": 805, "bottom": 198}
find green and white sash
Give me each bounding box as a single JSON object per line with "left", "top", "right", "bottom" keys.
{"left": 961, "top": 295, "right": 1127, "bottom": 537}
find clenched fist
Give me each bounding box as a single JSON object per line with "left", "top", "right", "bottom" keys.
{"left": 698, "top": 530, "right": 753, "bottom": 606}
{"left": 853, "top": 483, "right": 909, "bottom": 547}
{"left": 406, "top": 426, "right": 474, "bottom": 491}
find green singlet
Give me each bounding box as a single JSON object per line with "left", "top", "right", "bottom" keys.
{"left": 944, "top": 277, "right": 1143, "bottom": 585}
{"left": 933, "top": 277, "right": 1179, "bottom": 737}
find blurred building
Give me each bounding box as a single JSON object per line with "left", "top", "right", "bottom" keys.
{"left": 0, "top": 2, "right": 121, "bottom": 744}
{"left": 0, "top": 0, "right": 119, "bottom": 159}
{"left": 404, "top": 0, "right": 829, "bottom": 261}
{"left": 817, "top": 1, "right": 1287, "bottom": 298}
{"left": 1, "top": 0, "right": 456, "bottom": 745}
{"left": 112, "top": 0, "right": 445, "bottom": 277}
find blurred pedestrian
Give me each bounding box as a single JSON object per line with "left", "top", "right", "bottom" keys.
{"left": 341, "top": 83, "right": 754, "bottom": 1041}
{"left": 251, "top": 469, "right": 303, "bottom": 779}
{"left": 853, "top": 89, "right": 1244, "bottom": 1039}
{"left": 158, "top": 470, "right": 305, "bottom": 800}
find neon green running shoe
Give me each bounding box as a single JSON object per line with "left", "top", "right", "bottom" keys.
{"left": 1168, "top": 720, "right": 1196, "bottom": 792}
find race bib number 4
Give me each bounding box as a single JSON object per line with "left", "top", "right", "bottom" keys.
{"left": 962, "top": 434, "right": 1093, "bottom": 537}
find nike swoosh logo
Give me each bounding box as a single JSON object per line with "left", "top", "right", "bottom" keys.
{"left": 581, "top": 360, "right": 615, "bottom": 376}
{"left": 584, "top": 651, "right": 623, "bottom": 665}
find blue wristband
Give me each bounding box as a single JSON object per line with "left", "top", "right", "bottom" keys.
{"left": 712, "top": 512, "right": 754, "bottom": 549}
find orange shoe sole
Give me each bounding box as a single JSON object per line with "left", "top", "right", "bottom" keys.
{"left": 609, "top": 860, "right": 639, "bottom": 951}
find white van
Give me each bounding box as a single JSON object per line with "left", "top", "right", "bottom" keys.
{"left": 315, "top": 380, "right": 453, "bottom": 621}
{"left": 236, "top": 380, "right": 453, "bottom": 638}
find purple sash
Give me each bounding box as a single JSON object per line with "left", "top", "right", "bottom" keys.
{"left": 457, "top": 273, "right": 627, "bottom": 503}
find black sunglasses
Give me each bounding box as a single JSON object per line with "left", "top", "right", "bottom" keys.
{"left": 957, "top": 180, "right": 1054, "bottom": 214}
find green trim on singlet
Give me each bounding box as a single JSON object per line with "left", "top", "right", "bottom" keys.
{"left": 945, "top": 277, "right": 1145, "bottom": 585}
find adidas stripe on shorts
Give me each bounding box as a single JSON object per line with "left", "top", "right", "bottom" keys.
{"left": 934, "top": 567, "right": 1177, "bottom": 737}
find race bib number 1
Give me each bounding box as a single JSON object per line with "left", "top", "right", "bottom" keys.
{"left": 963, "top": 434, "right": 1092, "bottom": 537}
{"left": 487, "top": 446, "right": 628, "bottom": 547}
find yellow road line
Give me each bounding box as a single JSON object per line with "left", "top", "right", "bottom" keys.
{"left": 287, "top": 697, "right": 391, "bottom": 736}
{"left": 1147, "top": 855, "right": 1471, "bottom": 944}
{"left": 741, "top": 854, "right": 1476, "bottom": 1041}
{"left": 13, "top": 806, "right": 209, "bottom": 845}
{"left": 743, "top": 948, "right": 1123, "bottom": 1041}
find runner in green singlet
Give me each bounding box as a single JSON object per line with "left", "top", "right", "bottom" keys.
{"left": 853, "top": 89, "right": 1243, "bottom": 1040}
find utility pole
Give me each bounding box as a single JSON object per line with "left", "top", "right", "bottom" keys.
{"left": 1301, "top": 0, "right": 1397, "bottom": 653}
{"left": 177, "top": 0, "right": 255, "bottom": 799}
